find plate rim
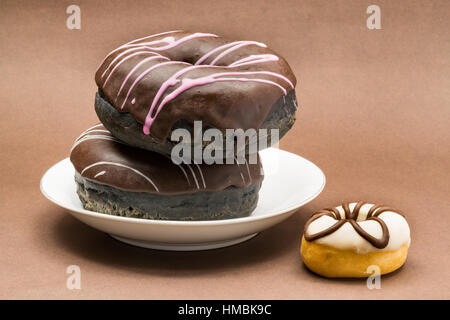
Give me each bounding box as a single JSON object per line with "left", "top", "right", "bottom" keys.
{"left": 40, "top": 148, "right": 326, "bottom": 227}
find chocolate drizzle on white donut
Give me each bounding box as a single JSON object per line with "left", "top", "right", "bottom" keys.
{"left": 304, "top": 202, "right": 400, "bottom": 249}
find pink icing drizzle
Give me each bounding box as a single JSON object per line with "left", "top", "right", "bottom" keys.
{"left": 96, "top": 30, "right": 181, "bottom": 71}
{"left": 115, "top": 55, "right": 169, "bottom": 99}
{"left": 103, "top": 51, "right": 162, "bottom": 87}
{"left": 195, "top": 41, "right": 265, "bottom": 65}
{"left": 125, "top": 30, "right": 183, "bottom": 45}
{"left": 228, "top": 54, "right": 279, "bottom": 68}
{"left": 124, "top": 32, "right": 218, "bottom": 51}
{"left": 101, "top": 47, "right": 161, "bottom": 79}
{"left": 118, "top": 61, "right": 189, "bottom": 110}
{"left": 209, "top": 41, "right": 266, "bottom": 66}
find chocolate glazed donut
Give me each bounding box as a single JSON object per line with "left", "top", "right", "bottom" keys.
{"left": 94, "top": 31, "right": 298, "bottom": 158}
{"left": 70, "top": 124, "right": 264, "bottom": 220}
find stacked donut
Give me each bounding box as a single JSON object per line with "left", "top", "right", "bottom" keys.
{"left": 70, "top": 31, "right": 298, "bottom": 220}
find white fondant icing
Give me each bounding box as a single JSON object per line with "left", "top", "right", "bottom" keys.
{"left": 305, "top": 203, "right": 411, "bottom": 254}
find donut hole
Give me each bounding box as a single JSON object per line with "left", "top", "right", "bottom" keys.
{"left": 181, "top": 57, "right": 196, "bottom": 65}
{"left": 334, "top": 203, "right": 377, "bottom": 222}
{"left": 163, "top": 53, "right": 196, "bottom": 65}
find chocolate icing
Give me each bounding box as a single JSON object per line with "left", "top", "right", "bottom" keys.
{"left": 69, "top": 124, "right": 264, "bottom": 195}
{"left": 303, "top": 202, "right": 402, "bottom": 249}
{"left": 95, "top": 31, "right": 297, "bottom": 143}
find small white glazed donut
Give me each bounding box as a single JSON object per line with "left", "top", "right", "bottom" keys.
{"left": 301, "top": 202, "right": 411, "bottom": 278}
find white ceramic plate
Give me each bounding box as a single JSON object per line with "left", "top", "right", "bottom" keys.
{"left": 40, "top": 148, "right": 325, "bottom": 251}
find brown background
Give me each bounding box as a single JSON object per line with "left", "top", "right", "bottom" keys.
{"left": 1, "top": 0, "right": 449, "bottom": 299}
